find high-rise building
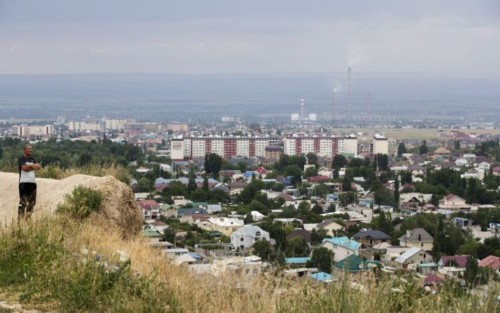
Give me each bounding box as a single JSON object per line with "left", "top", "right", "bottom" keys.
{"left": 283, "top": 134, "right": 358, "bottom": 157}
{"left": 171, "top": 136, "right": 281, "bottom": 160}
{"left": 17, "top": 125, "right": 54, "bottom": 138}
{"left": 371, "top": 134, "right": 389, "bottom": 155}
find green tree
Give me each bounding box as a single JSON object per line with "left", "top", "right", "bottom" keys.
{"left": 370, "top": 211, "right": 394, "bottom": 237}
{"left": 308, "top": 247, "right": 334, "bottom": 273}
{"left": 285, "top": 237, "right": 310, "bottom": 257}
{"left": 464, "top": 257, "right": 479, "bottom": 289}
{"left": 252, "top": 240, "right": 273, "bottom": 261}
{"left": 306, "top": 152, "right": 318, "bottom": 166}
{"left": 327, "top": 203, "right": 336, "bottom": 213}
{"left": 339, "top": 192, "right": 356, "bottom": 207}
{"left": 187, "top": 169, "right": 197, "bottom": 194}
{"left": 394, "top": 175, "right": 400, "bottom": 208}
{"left": 419, "top": 140, "right": 428, "bottom": 155}
{"left": 204, "top": 153, "right": 223, "bottom": 178}
{"left": 342, "top": 173, "right": 352, "bottom": 191}
{"left": 304, "top": 166, "right": 318, "bottom": 178}
{"left": 397, "top": 143, "right": 407, "bottom": 158}
{"left": 332, "top": 154, "right": 347, "bottom": 170}
{"left": 284, "top": 165, "right": 302, "bottom": 187}
{"left": 311, "top": 228, "right": 329, "bottom": 245}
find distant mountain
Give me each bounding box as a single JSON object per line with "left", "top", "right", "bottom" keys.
{"left": 0, "top": 72, "right": 498, "bottom": 121}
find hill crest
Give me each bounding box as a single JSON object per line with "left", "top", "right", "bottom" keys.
{"left": 0, "top": 172, "right": 143, "bottom": 234}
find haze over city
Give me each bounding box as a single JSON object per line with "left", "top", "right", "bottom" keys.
{"left": 0, "top": 1, "right": 499, "bottom": 122}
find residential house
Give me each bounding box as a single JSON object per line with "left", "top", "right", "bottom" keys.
{"left": 408, "top": 164, "right": 426, "bottom": 176}
{"left": 254, "top": 166, "right": 268, "bottom": 178}
{"left": 492, "top": 166, "right": 500, "bottom": 177}
{"left": 352, "top": 230, "right": 391, "bottom": 248}
{"left": 145, "top": 219, "right": 169, "bottom": 234}
{"left": 138, "top": 199, "right": 160, "bottom": 220}
{"left": 384, "top": 246, "right": 411, "bottom": 264}
{"left": 172, "top": 196, "right": 189, "bottom": 207}
{"left": 453, "top": 217, "right": 472, "bottom": 229}
{"left": 203, "top": 217, "right": 244, "bottom": 236}
{"left": 286, "top": 229, "right": 312, "bottom": 245}
{"left": 334, "top": 255, "right": 370, "bottom": 273}
{"left": 163, "top": 248, "right": 190, "bottom": 261}
{"left": 231, "top": 225, "right": 270, "bottom": 250}
{"left": 439, "top": 194, "right": 470, "bottom": 210}
{"left": 206, "top": 204, "right": 223, "bottom": 214}
{"left": 455, "top": 158, "right": 469, "bottom": 167}
{"left": 285, "top": 257, "right": 311, "bottom": 268}
{"left": 394, "top": 247, "right": 433, "bottom": 270}
{"left": 274, "top": 218, "right": 303, "bottom": 227}
{"left": 479, "top": 255, "right": 500, "bottom": 275}
{"left": 142, "top": 225, "right": 164, "bottom": 243}
{"left": 173, "top": 254, "right": 198, "bottom": 266}
{"left": 249, "top": 210, "right": 265, "bottom": 222}
{"left": 462, "top": 153, "right": 477, "bottom": 162}
{"left": 180, "top": 214, "right": 211, "bottom": 225}
{"left": 320, "top": 237, "right": 361, "bottom": 262}
{"left": 317, "top": 167, "right": 333, "bottom": 179}
{"left": 438, "top": 255, "right": 470, "bottom": 278}
{"left": 229, "top": 181, "right": 248, "bottom": 195}
{"left": 398, "top": 228, "right": 434, "bottom": 251}
{"left": 159, "top": 203, "right": 177, "bottom": 218}
{"left": 177, "top": 208, "right": 208, "bottom": 217}
{"left": 399, "top": 193, "right": 432, "bottom": 208}
{"left": 460, "top": 169, "right": 485, "bottom": 181}
{"left": 307, "top": 175, "right": 330, "bottom": 183}
{"left": 477, "top": 162, "right": 491, "bottom": 171}
{"left": 309, "top": 272, "right": 335, "bottom": 284}
{"left": 316, "top": 219, "right": 344, "bottom": 236}
{"left": 433, "top": 147, "right": 451, "bottom": 158}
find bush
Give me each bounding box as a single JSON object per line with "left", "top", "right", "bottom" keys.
{"left": 57, "top": 186, "right": 102, "bottom": 219}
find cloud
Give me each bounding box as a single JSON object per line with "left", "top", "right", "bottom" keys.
{"left": 0, "top": 1, "right": 499, "bottom": 74}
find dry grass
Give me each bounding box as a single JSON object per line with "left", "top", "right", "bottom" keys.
{"left": 37, "top": 164, "right": 131, "bottom": 183}
{"left": 0, "top": 215, "right": 498, "bottom": 312}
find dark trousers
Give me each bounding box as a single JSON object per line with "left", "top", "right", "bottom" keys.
{"left": 19, "top": 183, "right": 37, "bottom": 217}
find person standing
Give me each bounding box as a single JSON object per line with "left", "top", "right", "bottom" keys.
{"left": 18, "top": 144, "right": 41, "bottom": 219}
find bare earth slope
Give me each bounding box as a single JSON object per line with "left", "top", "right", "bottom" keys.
{"left": 0, "top": 172, "right": 143, "bottom": 235}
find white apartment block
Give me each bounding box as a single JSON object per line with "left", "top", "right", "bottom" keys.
{"left": 371, "top": 134, "right": 389, "bottom": 155}
{"left": 17, "top": 125, "right": 54, "bottom": 137}
{"left": 67, "top": 121, "right": 101, "bottom": 132}
{"left": 283, "top": 134, "right": 358, "bottom": 157}
{"left": 171, "top": 136, "right": 281, "bottom": 160}
{"left": 104, "top": 119, "right": 128, "bottom": 130}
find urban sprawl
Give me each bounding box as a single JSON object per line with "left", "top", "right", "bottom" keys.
{"left": 2, "top": 116, "right": 500, "bottom": 291}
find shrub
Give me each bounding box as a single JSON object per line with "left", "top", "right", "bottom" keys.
{"left": 57, "top": 186, "right": 102, "bottom": 219}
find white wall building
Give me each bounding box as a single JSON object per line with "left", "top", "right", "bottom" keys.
{"left": 231, "top": 225, "right": 270, "bottom": 250}
{"left": 17, "top": 125, "right": 54, "bottom": 137}
{"left": 371, "top": 134, "right": 389, "bottom": 155}
{"left": 172, "top": 136, "right": 281, "bottom": 159}
{"left": 283, "top": 134, "right": 358, "bottom": 157}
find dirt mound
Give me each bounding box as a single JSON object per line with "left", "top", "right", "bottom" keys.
{"left": 0, "top": 172, "right": 143, "bottom": 235}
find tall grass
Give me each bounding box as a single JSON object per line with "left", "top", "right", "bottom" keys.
{"left": 37, "top": 163, "right": 131, "bottom": 183}
{"left": 0, "top": 216, "right": 498, "bottom": 312}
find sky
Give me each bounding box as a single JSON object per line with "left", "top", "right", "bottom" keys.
{"left": 0, "top": 0, "right": 499, "bottom": 75}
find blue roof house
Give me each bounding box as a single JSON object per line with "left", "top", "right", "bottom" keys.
{"left": 319, "top": 237, "right": 361, "bottom": 262}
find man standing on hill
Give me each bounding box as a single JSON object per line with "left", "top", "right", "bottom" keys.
{"left": 18, "top": 144, "right": 41, "bottom": 219}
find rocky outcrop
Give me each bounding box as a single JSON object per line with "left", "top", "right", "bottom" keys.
{"left": 0, "top": 172, "right": 143, "bottom": 235}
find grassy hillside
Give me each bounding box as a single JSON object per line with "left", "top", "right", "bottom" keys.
{"left": 0, "top": 214, "right": 498, "bottom": 313}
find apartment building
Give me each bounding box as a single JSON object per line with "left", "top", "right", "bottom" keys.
{"left": 283, "top": 134, "right": 358, "bottom": 157}
{"left": 171, "top": 135, "right": 281, "bottom": 160}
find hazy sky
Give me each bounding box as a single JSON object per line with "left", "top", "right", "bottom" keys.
{"left": 1, "top": 0, "right": 499, "bottom": 75}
